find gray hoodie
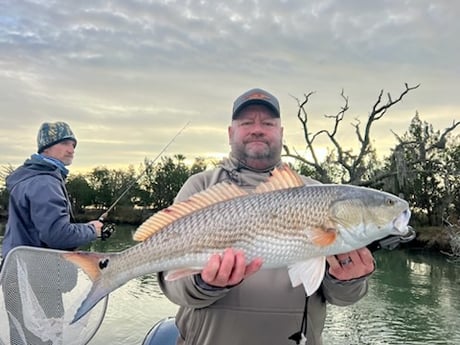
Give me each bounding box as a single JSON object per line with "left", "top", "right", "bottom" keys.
{"left": 159, "top": 156, "right": 369, "bottom": 345}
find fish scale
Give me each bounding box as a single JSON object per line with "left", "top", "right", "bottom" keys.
{"left": 63, "top": 164, "right": 411, "bottom": 323}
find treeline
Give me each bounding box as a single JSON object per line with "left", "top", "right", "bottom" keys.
{"left": 67, "top": 155, "right": 208, "bottom": 224}
{"left": 0, "top": 85, "right": 459, "bottom": 228}
{"left": 0, "top": 155, "right": 209, "bottom": 224}
{"left": 1, "top": 112, "right": 458, "bottom": 227}
{"left": 66, "top": 155, "right": 208, "bottom": 222}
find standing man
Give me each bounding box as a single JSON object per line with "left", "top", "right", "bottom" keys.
{"left": 159, "top": 88, "right": 375, "bottom": 345}
{"left": 1, "top": 121, "right": 104, "bottom": 344}
{"left": 2, "top": 121, "right": 102, "bottom": 259}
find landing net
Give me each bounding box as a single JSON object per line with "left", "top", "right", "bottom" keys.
{"left": 0, "top": 246, "right": 108, "bottom": 345}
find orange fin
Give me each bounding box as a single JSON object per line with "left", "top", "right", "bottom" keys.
{"left": 310, "top": 222, "right": 337, "bottom": 247}
{"left": 133, "top": 182, "right": 248, "bottom": 241}
{"left": 254, "top": 164, "right": 304, "bottom": 194}
{"left": 62, "top": 252, "right": 108, "bottom": 282}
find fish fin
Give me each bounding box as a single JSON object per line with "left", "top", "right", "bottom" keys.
{"left": 309, "top": 223, "right": 337, "bottom": 246}
{"left": 164, "top": 268, "right": 203, "bottom": 281}
{"left": 133, "top": 182, "right": 249, "bottom": 241}
{"left": 62, "top": 251, "right": 113, "bottom": 282}
{"left": 71, "top": 278, "right": 112, "bottom": 324}
{"left": 254, "top": 164, "right": 304, "bottom": 194}
{"left": 62, "top": 252, "right": 118, "bottom": 324}
{"left": 288, "top": 257, "right": 326, "bottom": 296}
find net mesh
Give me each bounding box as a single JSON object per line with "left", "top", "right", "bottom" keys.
{"left": 0, "top": 246, "right": 108, "bottom": 345}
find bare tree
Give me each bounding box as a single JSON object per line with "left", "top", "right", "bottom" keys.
{"left": 284, "top": 83, "right": 420, "bottom": 185}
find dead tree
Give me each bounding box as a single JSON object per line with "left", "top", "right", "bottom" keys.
{"left": 284, "top": 83, "right": 421, "bottom": 185}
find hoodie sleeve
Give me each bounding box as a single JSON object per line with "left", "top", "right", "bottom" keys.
{"left": 158, "top": 272, "right": 231, "bottom": 308}
{"left": 321, "top": 272, "right": 369, "bottom": 306}
{"left": 29, "top": 175, "right": 97, "bottom": 249}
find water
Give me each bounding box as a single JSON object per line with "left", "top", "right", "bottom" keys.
{"left": 323, "top": 250, "right": 460, "bottom": 345}
{"left": 71, "top": 224, "right": 180, "bottom": 345}
{"left": 1, "top": 223, "right": 459, "bottom": 344}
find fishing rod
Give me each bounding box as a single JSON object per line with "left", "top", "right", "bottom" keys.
{"left": 98, "top": 121, "right": 190, "bottom": 240}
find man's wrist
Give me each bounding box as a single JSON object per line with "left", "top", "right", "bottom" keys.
{"left": 194, "top": 274, "right": 226, "bottom": 291}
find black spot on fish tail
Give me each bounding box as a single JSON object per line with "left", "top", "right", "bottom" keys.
{"left": 99, "top": 258, "right": 109, "bottom": 269}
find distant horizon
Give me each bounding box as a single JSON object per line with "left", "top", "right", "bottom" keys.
{"left": 3, "top": 109, "right": 457, "bottom": 176}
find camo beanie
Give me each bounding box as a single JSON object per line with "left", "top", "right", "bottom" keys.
{"left": 37, "top": 121, "right": 77, "bottom": 153}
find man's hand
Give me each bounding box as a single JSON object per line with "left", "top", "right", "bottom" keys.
{"left": 327, "top": 247, "right": 375, "bottom": 281}
{"left": 200, "top": 248, "right": 263, "bottom": 288}
{"left": 88, "top": 220, "right": 104, "bottom": 237}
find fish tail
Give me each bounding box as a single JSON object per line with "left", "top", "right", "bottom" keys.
{"left": 70, "top": 279, "right": 111, "bottom": 324}
{"left": 62, "top": 251, "right": 116, "bottom": 324}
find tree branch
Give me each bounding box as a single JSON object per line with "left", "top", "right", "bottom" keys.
{"left": 286, "top": 83, "right": 421, "bottom": 184}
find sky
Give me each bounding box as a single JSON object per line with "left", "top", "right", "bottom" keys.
{"left": 1, "top": 0, "right": 459, "bottom": 173}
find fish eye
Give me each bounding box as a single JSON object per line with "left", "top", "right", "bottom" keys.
{"left": 386, "top": 198, "right": 395, "bottom": 206}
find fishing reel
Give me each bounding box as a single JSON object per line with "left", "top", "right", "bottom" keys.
{"left": 368, "top": 226, "right": 417, "bottom": 252}
{"left": 100, "top": 222, "right": 115, "bottom": 241}
{"left": 98, "top": 212, "right": 115, "bottom": 241}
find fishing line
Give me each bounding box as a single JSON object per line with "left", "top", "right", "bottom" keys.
{"left": 98, "top": 121, "right": 191, "bottom": 239}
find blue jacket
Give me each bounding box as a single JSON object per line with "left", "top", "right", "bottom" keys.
{"left": 2, "top": 155, "right": 97, "bottom": 258}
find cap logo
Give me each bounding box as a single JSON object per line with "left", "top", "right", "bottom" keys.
{"left": 244, "top": 92, "right": 272, "bottom": 101}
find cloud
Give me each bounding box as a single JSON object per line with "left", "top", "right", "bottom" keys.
{"left": 0, "top": 0, "right": 458, "bottom": 172}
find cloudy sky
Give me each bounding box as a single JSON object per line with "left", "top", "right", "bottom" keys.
{"left": 1, "top": 0, "right": 459, "bottom": 173}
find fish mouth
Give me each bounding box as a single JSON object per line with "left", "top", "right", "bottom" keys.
{"left": 399, "top": 225, "right": 417, "bottom": 243}
{"left": 392, "top": 209, "right": 412, "bottom": 235}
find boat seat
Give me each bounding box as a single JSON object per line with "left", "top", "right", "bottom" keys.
{"left": 142, "top": 317, "right": 179, "bottom": 345}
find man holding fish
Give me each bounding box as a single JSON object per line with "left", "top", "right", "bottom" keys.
{"left": 61, "top": 87, "right": 410, "bottom": 340}
{"left": 158, "top": 88, "right": 377, "bottom": 345}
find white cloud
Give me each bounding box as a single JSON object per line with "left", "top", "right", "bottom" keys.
{"left": 0, "top": 0, "right": 458, "bottom": 172}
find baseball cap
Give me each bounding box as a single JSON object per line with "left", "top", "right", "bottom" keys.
{"left": 232, "top": 88, "right": 280, "bottom": 119}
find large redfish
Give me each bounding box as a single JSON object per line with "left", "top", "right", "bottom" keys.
{"left": 65, "top": 164, "right": 411, "bottom": 323}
